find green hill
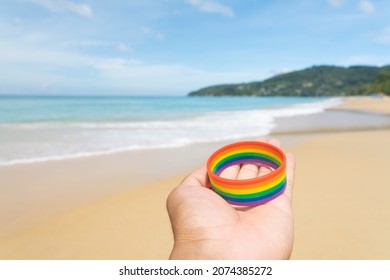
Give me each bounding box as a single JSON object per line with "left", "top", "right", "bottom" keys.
{"left": 367, "top": 66, "right": 390, "bottom": 95}
{"left": 188, "top": 65, "right": 390, "bottom": 97}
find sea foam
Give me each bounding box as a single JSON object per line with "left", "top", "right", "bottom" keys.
{"left": 0, "top": 97, "right": 342, "bottom": 166}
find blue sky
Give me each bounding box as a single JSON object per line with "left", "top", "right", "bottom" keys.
{"left": 1, "top": 0, "right": 389, "bottom": 95}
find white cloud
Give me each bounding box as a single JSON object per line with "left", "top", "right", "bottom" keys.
{"left": 24, "top": 0, "right": 93, "bottom": 18}
{"left": 359, "top": 0, "right": 375, "bottom": 13}
{"left": 116, "top": 43, "right": 134, "bottom": 53}
{"left": 62, "top": 40, "right": 109, "bottom": 48}
{"left": 140, "top": 26, "right": 165, "bottom": 41}
{"left": 62, "top": 40, "right": 134, "bottom": 53}
{"left": 342, "top": 54, "right": 390, "bottom": 66}
{"left": 328, "top": 0, "right": 346, "bottom": 7}
{"left": 13, "top": 17, "right": 23, "bottom": 25}
{"left": 329, "top": 0, "right": 376, "bottom": 14}
{"left": 186, "top": 0, "right": 234, "bottom": 17}
{"left": 92, "top": 58, "right": 259, "bottom": 93}
{"left": 0, "top": 38, "right": 261, "bottom": 95}
{"left": 25, "top": 32, "right": 50, "bottom": 43}
{"left": 269, "top": 68, "right": 293, "bottom": 76}
{"left": 0, "top": 40, "right": 90, "bottom": 66}
{"left": 141, "top": 27, "right": 152, "bottom": 34}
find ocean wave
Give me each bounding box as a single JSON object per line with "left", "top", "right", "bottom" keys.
{"left": 0, "top": 97, "right": 342, "bottom": 165}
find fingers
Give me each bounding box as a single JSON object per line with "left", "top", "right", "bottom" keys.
{"left": 258, "top": 138, "right": 295, "bottom": 201}
{"left": 219, "top": 164, "right": 241, "bottom": 180}
{"left": 257, "top": 138, "right": 281, "bottom": 177}
{"left": 223, "top": 137, "right": 284, "bottom": 181}
{"left": 236, "top": 163, "right": 259, "bottom": 180}
{"left": 181, "top": 166, "right": 210, "bottom": 187}
{"left": 237, "top": 137, "right": 267, "bottom": 179}
{"left": 284, "top": 152, "right": 295, "bottom": 199}
{"left": 236, "top": 137, "right": 266, "bottom": 180}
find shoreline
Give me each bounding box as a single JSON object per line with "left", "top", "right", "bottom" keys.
{"left": 1, "top": 96, "right": 387, "bottom": 168}
{"left": 0, "top": 98, "right": 341, "bottom": 166}
{"left": 2, "top": 98, "right": 390, "bottom": 236}
{"left": 1, "top": 95, "right": 390, "bottom": 259}
{"left": 0, "top": 96, "right": 341, "bottom": 168}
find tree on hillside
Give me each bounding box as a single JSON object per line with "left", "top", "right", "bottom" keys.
{"left": 369, "top": 70, "right": 390, "bottom": 95}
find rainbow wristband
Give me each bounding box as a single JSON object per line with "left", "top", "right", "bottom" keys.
{"left": 207, "top": 141, "right": 287, "bottom": 206}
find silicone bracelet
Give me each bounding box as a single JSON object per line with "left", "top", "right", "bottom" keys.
{"left": 207, "top": 141, "right": 287, "bottom": 206}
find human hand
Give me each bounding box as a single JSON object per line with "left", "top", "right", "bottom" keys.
{"left": 166, "top": 138, "right": 295, "bottom": 259}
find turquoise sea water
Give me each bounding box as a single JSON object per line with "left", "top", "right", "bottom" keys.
{"left": 0, "top": 96, "right": 341, "bottom": 165}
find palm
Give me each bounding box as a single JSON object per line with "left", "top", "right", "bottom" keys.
{"left": 167, "top": 138, "right": 295, "bottom": 259}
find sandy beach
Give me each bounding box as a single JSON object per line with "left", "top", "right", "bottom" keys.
{"left": 1, "top": 96, "right": 390, "bottom": 259}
